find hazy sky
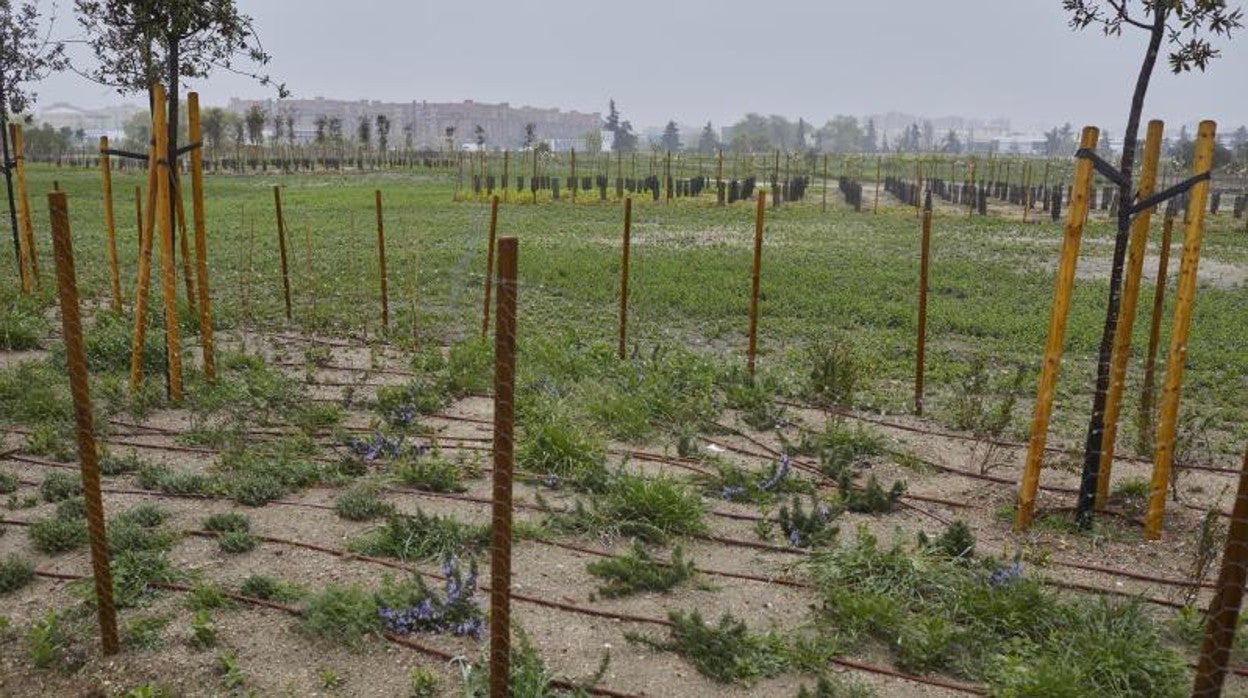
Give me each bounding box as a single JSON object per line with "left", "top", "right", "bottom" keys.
{"left": 34, "top": 0, "right": 1248, "bottom": 133}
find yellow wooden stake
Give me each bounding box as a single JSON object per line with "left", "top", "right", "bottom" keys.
{"left": 153, "top": 86, "right": 183, "bottom": 400}
{"left": 10, "top": 124, "right": 36, "bottom": 289}
{"left": 129, "top": 111, "right": 161, "bottom": 394}
{"left": 99, "top": 136, "right": 123, "bottom": 314}
{"left": 747, "top": 191, "right": 766, "bottom": 375}
{"left": 1015, "top": 126, "right": 1099, "bottom": 531}
{"left": 1094, "top": 120, "right": 1163, "bottom": 509}
{"left": 173, "top": 170, "right": 197, "bottom": 316}
{"left": 1146, "top": 120, "right": 1217, "bottom": 540}
{"left": 187, "top": 93, "right": 216, "bottom": 380}
{"left": 375, "top": 190, "right": 389, "bottom": 331}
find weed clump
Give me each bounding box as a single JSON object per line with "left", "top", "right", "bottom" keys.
{"left": 349, "top": 510, "right": 489, "bottom": 562}
{"left": 300, "top": 584, "right": 380, "bottom": 647}
{"left": 809, "top": 529, "right": 1189, "bottom": 695}
{"left": 777, "top": 496, "right": 841, "bottom": 548}
{"left": 586, "top": 543, "right": 696, "bottom": 598}
{"left": 0, "top": 554, "right": 36, "bottom": 594}
{"left": 239, "top": 575, "right": 305, "bottom": 603}
{"left": 838, "top": 473, "right": 905, "bottom": 514}
{"left": 627, "top": 610, "right": 788, "bottom": 686}
{"left": 29, "top": 515, "right": 88, "bottom": 553}
{"left": 335, "top": 485, "right": 394, "bottom": 521}
{"left": 202, "top": 512, "right": 250, "bottom": 534}
{"left": 39, "top": 471, "right": 82, "bottom": 503}
{"left": 803, "top": 340, "right": 859, "bottom": 408}
{"left": 549, "top": 471, "right": 706, "bottom": 543}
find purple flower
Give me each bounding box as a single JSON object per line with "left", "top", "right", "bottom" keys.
{"left": 989, "top": 562, "right": 1024, "bottom": 587}
{"left": 760, "top": 455, "right": 791, "bottom": 491}
{"left": 542, "top": 474, "right": 561, "bottom": 489}
{"left": 788, "top": 528, "right": 802, "bottom": 548}
{"left": 721, "top": 485, "right": 747, "bottom": 501}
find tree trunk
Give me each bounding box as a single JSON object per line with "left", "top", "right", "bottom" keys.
{"left": 0, "top": 86, "right": 21, "bottom": 269}
{"left": 1075, "top": 7, "right": 1168, "bottom": 524}
{"left": 166, "top": 34, "right": 180, "bottom": 250}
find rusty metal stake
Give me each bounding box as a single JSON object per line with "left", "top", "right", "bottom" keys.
{"left": 1193, "top": 445, "right": 1248, "bottom": 697}
{"left": 48, "top": 191, "right": 119, "bottom": 655}
{"left": 490, "top": 237, "right": 519, "bottom": 698}
{"left": 618, "top": 197, "right": 633, "bottom": 360}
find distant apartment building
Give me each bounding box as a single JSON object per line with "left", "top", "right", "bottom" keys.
{"left": 33, "top": 102, "right": 144, "bottom": 141}
{"left": 226, "top": 97, "right": 602, "bottom": 151}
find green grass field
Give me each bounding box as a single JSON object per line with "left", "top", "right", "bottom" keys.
{"left": 5, "top": 163, "right": 1248, "bottom": 459}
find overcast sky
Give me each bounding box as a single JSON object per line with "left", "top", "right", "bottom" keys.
{"left": 34, "top": 0, "right": 1248, "bottom": 133}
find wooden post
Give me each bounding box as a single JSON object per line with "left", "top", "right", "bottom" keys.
{"left": 1139, "top": 214, "right": 1175, "bottom": 447}
{"left": 187, "top": 93, "right": 215, "bottom": 381}
{"left": 489, "top": 237, "right": 519, "bottom": 698}
{"left": 618, "top": 197, "right": 633, "bottom": 360}
{"left": 747, "top": 191, "right": 766, "bottom": 375}
{"left": 717, "top": 149, "right": 724, "bottom": 206}
{"left": 10, "top": 124, "right": 36, "bottom": 289}
{"left": 502, "top": 150, "right": 509, "bottom": 203}
{"left": 481, "top": 195, "right": 499, "bottom": 336}
{"left": 153, "top": 86, "right": 183, "bottom": 401}
{"left": 47, "top": 191, "right": 119, "bottom": 656}
{"left": 531, "top": 147, "right": 538, "bottom": 204}
{"left": 873, "top": 157, "right": 881, "bottom": 214}
{"left": 99, "top": 137, "right": 122, "bottom": 314}
{"left": 666, "top": 150, "right": 673, "bottom": 204}
{"left": 375, "top": 190, "right": 389, "bottom": 331}
{"left": 1094, "top": 120, "right": 1163, "bottom": 509}
{"left": 133, "top": 185, "right": 143, "bottom": 239}
{"left": 570, "top": 148, "right": 577, "bottom": 203}
{"left": 821, "top": 154, "right": 829, "bottom": 213}
{"left": 1015, "top": 126, "right": 1099, "bottom": 530}
{"left": 1021, "top": 162, "right": 1032, "bottom": 223}
{"left": 129, "top": 134, "right": 159, "bottom": 394}
{"left": 915, "top": 194, "right": 932, "bottom": 415}
{"left": 1146, "top": 120, "right": 1217, "bottom": 540}
{"left": 1192, "top": 446, "right": 1248, "bottom": 698}
{"left": 273, "top": 185, "right": 293, "bottom": 320}
{"left": 173, "top": 171, "right": 197, "bottom": 316}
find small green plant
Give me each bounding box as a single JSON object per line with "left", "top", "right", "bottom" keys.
{"left": 203, "top": 512, "right": 250, "bottom": 534}
{"left": 1110, "top": 477, "right": 1151, "bottom": 519}
{"left": 100, "top": 452, "right": 146, "bottom": 476}
{"left": 300, "top": 583, "right": 380, "bottom": 647}
{"left": 318, "top": 667, "right": 345, "bottom": 689}
{"left": 27, "top": 609, "right": 71, "bottom": 669}
{"left": 123, "top": 614, "right": 171, "bottom": 650}
{"left": 350, "top": 510, "right": 490, "bottom": 562}
{"left": 107, "top": 517, "right": 177, "bottom": 555}
{"left": 0, "top": 470, "right": 19, "bottom": 494}
{"left": 550, "top": 470, "right": 707, "bottom": 543}
{"left": 187, "top": 581, "right": 236, "bottom": 611}
{"left": 55, "top": 496, "right": 86, "bottom": 520}
{"left": 334, "top": 484, "right": 394, "bottom": 521}
{"left": 218, "top": 530, "right": 257, "bottom": 554}
{"left": 39, "top": 471, "right": 82, "bottom": 502}
{"left": 0, "top": 554, "right": 36, "bottom": 594}
{"left": 407, "top": 666, "right": 440, "bottom": 697}
{"left": 26, "top": 423, "right": 74, "bottom": 461}
{"left": 804, "top": 340, "right": 859, "bottom": 408}
{"left": 517, "top": 413, "right": 609, "bottom": 491}
{"left": 116, "top": 503, "right": 170, "bottom": 529}
{"left": 28, "top": 514, "right": 88, "bottom": 553}
{"left": 586, "top": 543, "right": 696, "bottom": 598}
{"left": 778, "top": 496, "right": 840, "bottom": 548}
{"left": 627, "top": 610, "right": 788, "bottom": 686}
{"left": 217, "top": 649, "right": 244, "bottom": 688}
{"left": 395, "top": 454, "right": 469, "bottom": 493}
{"left": 188, "top": 609, "right": 217, "bottom": 649}
{"left": 921, "top": 520, "right": 976, "bottom": 561}
{"left": 122, "top": 682, "right": 175, "bottom": 698}
{"left": 795, "top": 674, "right": 875, "bottom": 698}
{"left": 838, "top": 473, "right": 905, "bottom": 514}
{"left": 107, "top": 550, "right": 184, "bottom": 609}
{"left": 796, "top": 421, "right": 882, "bottom": 481}
{"left": 239, "top": 575, "right": 304, "bottom": 603}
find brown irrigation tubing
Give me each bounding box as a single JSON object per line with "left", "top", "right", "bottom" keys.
{"left": 5, "top": 452, "right": 1220, "bottom": 595}
{"left": 29, "top": 569, "right": 646, "bottom": 698}
{"left": 25, "top": 522, "right": 988, "bottom": 694}
{"left": 780, "top": 399, "right": 1243, "bottom": 477}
